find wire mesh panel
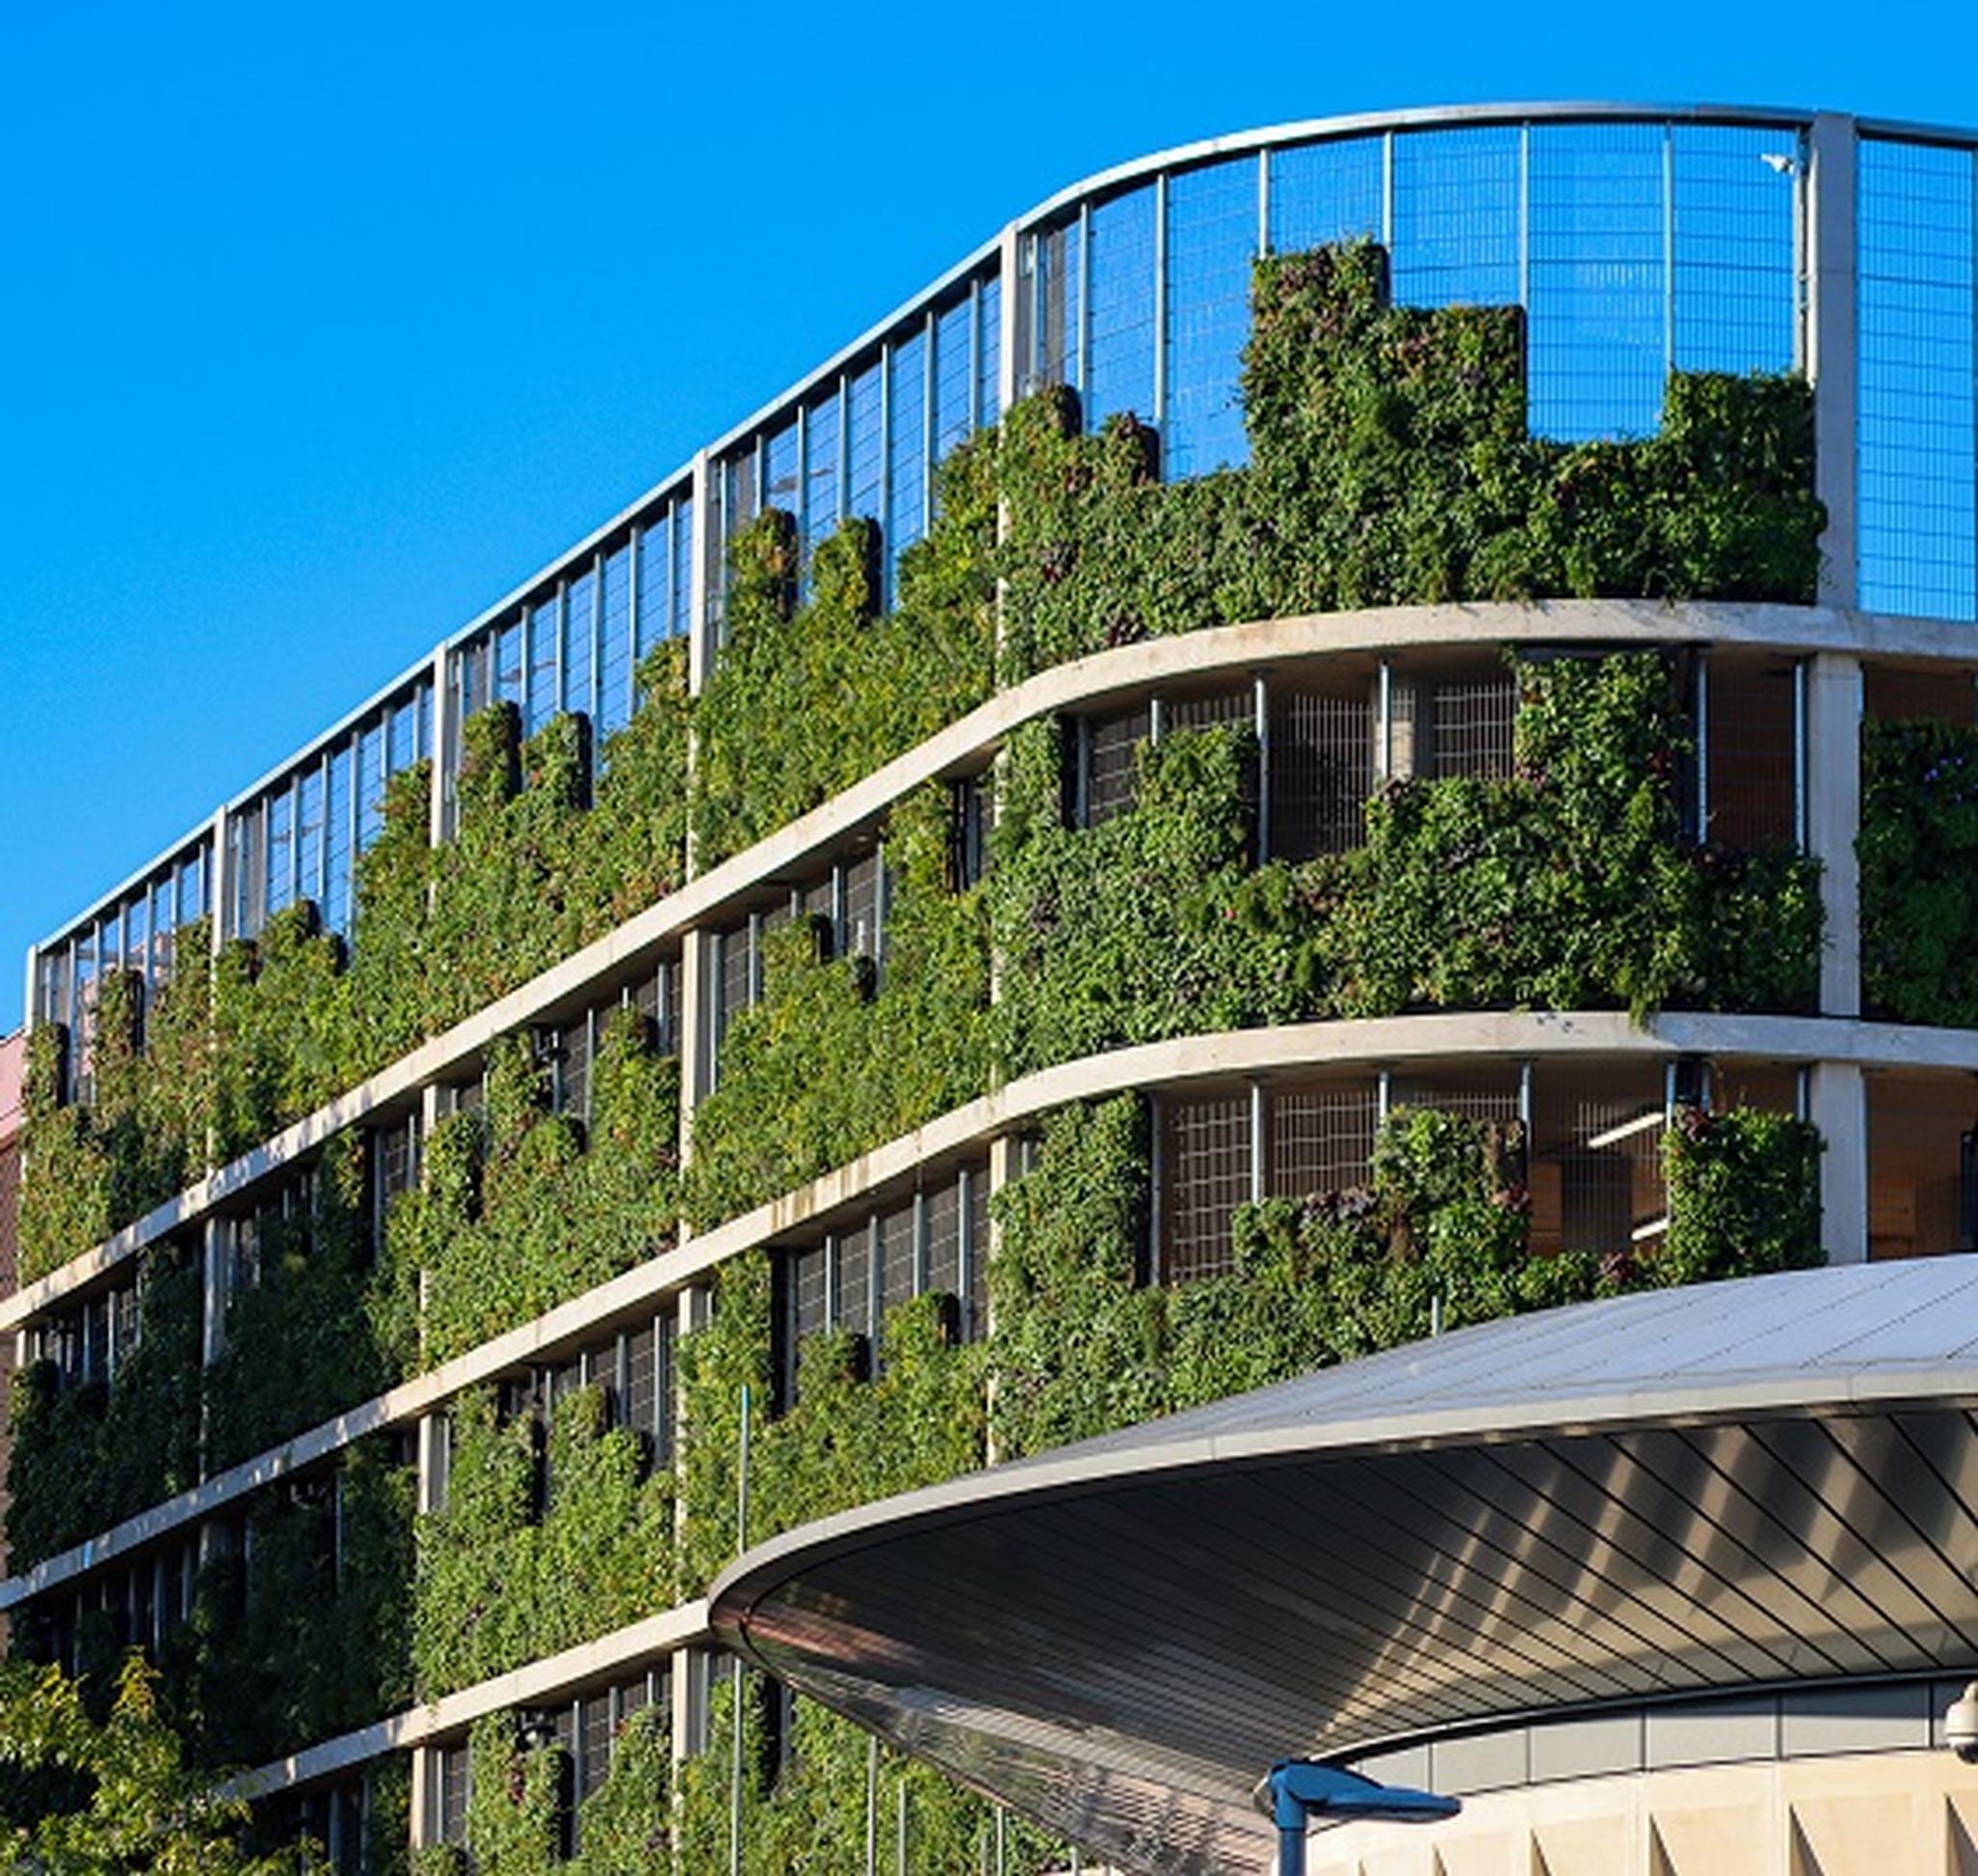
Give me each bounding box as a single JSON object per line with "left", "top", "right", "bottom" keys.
{"left": 1391, "top": 126, "right": 1521, "bottom": 309}
{"left": 1269, "top": 135, "right": 1384, "bottom": 255}
{"left": 935, "top": 297, "right": 974, "bottom": 463}
{"left": 878, "top": 1198, "right": 918, "bottom": 1325}
{"left": 715, "top": 920, "right": 752, "bottom": 1054}
{"left": 1271, "top": 688, "right": 1373, "bottom": 859}
{"left": 437, "top": 1742, "right": 471, "bottom": 1846}
{"left": 1670, "top": 123, "right": 1799, "bottom": 378}
{"left": 1530, "top": 1065, "right": 1667, "bottom": 1257}
{"left": 1707, "top": 655, "right": 1799, "bottom": 851}
{"left": 1389, "top": 1067, "right": 1521, "bottom": 1126}
{"left": 1165, "top": 157, "right": 1257, "bottom": 478}
{"left": 886, "top": 330, "right": 928, "bottom": 597}
{"left": 1427, "top": 674, "right": 1517, "bottom": 779}
{"left": 1087, "top": 184, "right": 1158, "bottom": 429}
{"left": 1859, "top": 138, "right": 1978, "bottom": 621}
{"left": 804, "top": 391, "right": 841, "bottom": 570}
{"left": 1165, "top": 688, "right": 1252, "bottom": 732}
{"left": 925, "top": 1178, "right": 962, "bottom": 1299}
{"left": 1268, "top": 1080, "right": 1379, "bottom": 1201}
{"left": 578, "top": 1693, "right": 613, "bottom": 1805}
{"left": 844, "top": 850, "right": 882, "bottom": 962}
{"left": 599, "top": 542, "right": 634, "bottom": 735}
{"left": 966, "top": 1164, "right": 990, "bottom": 1334}
{"left": 1160, "top": 1093, "right": 1253, "bottom": 1283}
{"left": 1526, "top": 122, "right": 1668, "bottom": 441}
{"left": 833, "top": 1226, "right": 873, "bottom": 1342}
{"left": 1083, "top": 707, "right": 1151, "bottom": 826}
{"left": 1025, "top": 218, "right": 1082, "bottom": 394}
{"left": 1864, "top": 662, "right": 1978, "bottom": 726}
{"left": 846, "top": 360, "right": 884, "bottom": 527}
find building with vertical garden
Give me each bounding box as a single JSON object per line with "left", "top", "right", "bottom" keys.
{"left": 6, "top": 100, "right": 1978, "bottom": 1874}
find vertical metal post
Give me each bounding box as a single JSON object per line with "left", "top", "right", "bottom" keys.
{"left": 1256, "top": 146, "right": 1270, "bottom": 256}
{"left": 865, "top": 1737, "right": 878, "bottom": 1876}
{"left": 1695, "top": 649, "right": 1710, "bottom": 841}
{"left": 1152, "top": 172, "right": 1169, "bottom": 431}
{"left": 1793, "top": 658, "right": 1809, "bottom": 852}
{"left": 1254, "top": 672, "right": 1271, "bottom": 863}
{"left": 1807, "top": 113, "right": 1859, "bottom": 609}
{"left": 895, "top": 1781, "right": 908, "bottom": 1876}
{"left": 1661, "top": 124, "right": 1676, "bottom": 381}
{"left": 728, "top": 1654, "right": 745, "bottom": 1876}
{"left": 1250, "top": 1080, "right": 1266, "bottom": 1203}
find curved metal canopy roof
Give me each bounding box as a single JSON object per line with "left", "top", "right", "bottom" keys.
{"left": 711, "top": 1258, "right": 1978, "bottom": 1874}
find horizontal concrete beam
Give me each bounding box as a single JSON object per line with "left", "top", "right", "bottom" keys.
{"left": 228, "top": 1599, "right": 711, "bottom": 1799}
{"left": 10, "top": 598, "right": 1943, "bottom": 1329}
{"left": 7, "top": 1005, "right": 1972, "bottom": 1610}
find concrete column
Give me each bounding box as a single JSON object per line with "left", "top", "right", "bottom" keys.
{"left": 1807, "top": 652, "right": 1862, "bottom": 1017}
{"left": 997, "top": 222, "right": 1021, "bottom": 416}
{"left": 199, "top": 1217, "right": 227, "bottom": 1365}
{"left": 206, "top": 806, "right": 232, "bottom": 950}
{"left": 1810, "top": 1061, "right": 1868, "bottom": 1264}
{"left": 427, "top": 647, "right": 453, "bottom": 848}
{"left": 1807, "top": 113, "right": 1859, "bottom": 611}
{"left": 688, "top": 448, "right": 714, "bottom": 700}
{"left": 673, "top": 1642, "right": 712, "bottom": 1766}
{"left": 408, "top": 1744, "right": 435, "bottom": 1851}
{"left": 415, "top": 1413, "right": 448, "bottom": 1517}
{"left": 677, "top": 928, "right": 716, "bottom": 1157}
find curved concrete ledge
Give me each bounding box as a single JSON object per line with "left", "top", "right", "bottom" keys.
{"left": 8, "top": 1004, "right": 1976, "bottom": 1611}
{"left": 10, "top": 595, "right": 1958, "bottom": 1326}
{"left": 227, "top": 1599, "right": 710, "bottom": 1801}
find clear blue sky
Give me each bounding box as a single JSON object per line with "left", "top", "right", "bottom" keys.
{"left": 2, "top": 0, "right": 1969, "bottom": 1031}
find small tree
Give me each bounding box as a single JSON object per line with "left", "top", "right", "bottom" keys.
{"left": 0, "top": 1652, "right": 303, "bottom": 1873}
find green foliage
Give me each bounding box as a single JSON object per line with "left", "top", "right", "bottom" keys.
{"left": 685, "top": 785, "right": 991, "bottom": 1229}
{"left": 161, "top": 1436, "right": 413, "bottom": 1768}
{"left": 675, "top": 1676, "right": 1059, "bottom": 1876}
{"left": 1859, "top": 716, "right": 1978, "bottom": 1025}
{"left": 406, "top": 1010, "right": 682, "bottom": 1370}
{"left": 8, "top": 1247, "right": 203, "bottom": 1570}
{"left": 0, "top": 1652, "right": 305, "bottom": 1873}
{"left": 205, "top": 1135, "right": 388, "bottom": 1470}
{"left": 423, "top": 1704, "right": 670, "bottom": 1876}
{"left": 692, "top": 445, "right": 1000, "bottom": 865}
{"left": 997, "top": 243, "right": 1820, "bottom": 679}
{"left": 19, "top": 648, "right": 691, "bottom": 1284}
{"left": 1658, "top": 1103, "right": 1823, "bottom": 1286}
{"left": 413, "top": 1385, "right": 673, "bottom": 1698}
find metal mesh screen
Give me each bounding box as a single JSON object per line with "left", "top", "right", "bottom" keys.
{"left": 1271, "top": 689, "right": 1373, "bottom": 859}
{"left": 1166, "top": 689, "right": 1252, "bottom": 732}
{"left": 1530, "top": 1066, "right": 1667, "bottom": 1257}
{"left": 1160, "top": 1094, "right": 1253, "bottom": 1283}
{"left": 925, "top": 1180, "right": 962, "bottom": 1298}
{"left": 1864, "top": 663, "right": 1978, "bottom": 726}
{"left": 844, "top": 851, "right": 882, "bottom": 961}
{"left": 1084, "top": 707, "right": 1151, "bottom": 826}
{"left": 1428, "top": 675, "right": 1517, "bottom": 779}
{"left": 1707, "top": 656, "right": 1799, "bottom": 851}
{"left": 1388, "top": 1069, "right": 1520, "bottom": 1126}
{"left": 1268, "top": 1081, "right": 1379, "bottom": 1201}
{"left": 967, "top": 1163, "right": 990, "bottom": 1335}
{"left": 834, "top": 1227, "right": 872, "bottom": 1341}
{"left": 878, "top": 1199, "right": 918, "bottom": 1322}
{"left": 579, "top": 1693, "right": 613, "bottom": 1803}
{"left": 1860, "top": 137, "right": 1978, "bottom": 621}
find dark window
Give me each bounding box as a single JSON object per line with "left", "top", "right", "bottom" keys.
{"left": 843, "top": 851, "right": 882, "bottom": 964}
{"left": 1078, "top": 708, "right": 1151, "bottom": 827}
{"left": 834, "top": 1226, "right": 873, "bottom": 1341}
{"left": 1707, "top": 655, "right": 1800, "bottom": 852}
{"left": 948, "top": 777, "right": 988, "bottom": 890}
